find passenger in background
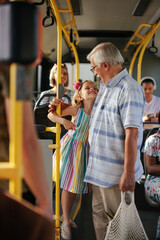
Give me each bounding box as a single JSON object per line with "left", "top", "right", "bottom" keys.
{"left": 141, "top": 76, "right": 160, "bottom": 122}
{"left": 143, "top": 128, "right": 160, "bottom": 239}
{"left": 48, "top": 80, "right": 98, "bottom": 240}
{"left": 36, "top": 63, "right": 74, "bottom": 106}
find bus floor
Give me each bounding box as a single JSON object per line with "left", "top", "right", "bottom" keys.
{"left": 53, "top": 183, "right": 159, "bottom": 240}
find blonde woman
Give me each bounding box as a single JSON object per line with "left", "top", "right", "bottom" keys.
{"left": 37, "top": 63, "right": 74, "bottom": 106}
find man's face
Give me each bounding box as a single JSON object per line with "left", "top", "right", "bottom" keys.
{"left": 90, "top": 59, "right": 106, "bottom": 83}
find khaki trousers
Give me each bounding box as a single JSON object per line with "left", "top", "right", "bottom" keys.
{"left": 92, "top": 185, "right": 121, "bottom": 240}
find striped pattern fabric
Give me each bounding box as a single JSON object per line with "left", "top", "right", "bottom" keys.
{"left": 53, "top": 108, "right": 90, "bottom": 194}
{"left": 84, "top": 69, "right": 145, "bottom": 188}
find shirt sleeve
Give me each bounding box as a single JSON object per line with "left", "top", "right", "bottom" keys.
{"left": 119, "top": 82, "right": 144, "bottom": 128}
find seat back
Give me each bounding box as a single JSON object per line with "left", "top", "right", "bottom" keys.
{"left": 34, "top": 104, "right": 71, "bottom": 140}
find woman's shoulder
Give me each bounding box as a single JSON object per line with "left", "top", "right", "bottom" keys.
{"left": 145, "top": 134, "right": 160, "bottom": 147}
{"left": 144, "top": 135, "right": 160, "bottom": 156}
{"left": 153, "top": 95, "right": 160, "bottom": 102}
{"left": 63, "top": 89, "right": 75, "bottom": 103}
{"left": 40, "top": 89, "right": 51, "bottom": 96}
{"left": 66, "top": 89, "right": 75, "bottom": 96}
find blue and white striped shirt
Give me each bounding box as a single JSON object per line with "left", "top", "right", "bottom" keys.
{"left": 84, "top": 69, "right": 145, "bottom": 187}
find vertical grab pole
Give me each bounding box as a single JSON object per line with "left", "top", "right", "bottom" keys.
{"left": 129, "top": 44, "right": 143, "bottom": 77}
{"left": 50, "top": 1, "right": 62, "bottom": 239}
{"left": 50, "top": 1, "right": 80, "bottom": 237}
{"left": 123, "top": 24, "right": 151, "bottom": 77}
{"left": 9, "top": 63, "right": 23, "bottom": 198}
{"left": 129, "top": 30, "right": 151, "bottom": 77}
{"left": 71, "top": 43, "right": 79, "bottom": 82}
{"left": 55, "top": 25, "right": 62, "bottom": 240}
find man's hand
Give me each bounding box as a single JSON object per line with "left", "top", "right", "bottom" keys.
{"left": 119, "top": 171, "right": 135, "bottom": 192}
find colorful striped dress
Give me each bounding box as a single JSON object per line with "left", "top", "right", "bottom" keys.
{"left": 52, "top": 108, "right": 90, "bottom": 194}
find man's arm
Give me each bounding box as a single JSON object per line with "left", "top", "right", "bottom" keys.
{"left": 119, "top": 127, "right": 138, "bottom": 192}
{"left": 5, "top": 98, "right": 53, "bottom": 219}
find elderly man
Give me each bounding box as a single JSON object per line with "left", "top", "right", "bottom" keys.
{"left": 84, "top": 42, "right": 145, "bottom": 240}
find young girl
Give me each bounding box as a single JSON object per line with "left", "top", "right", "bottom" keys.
{"left": 48, "top": 80, "right": 98, "bottom": 240}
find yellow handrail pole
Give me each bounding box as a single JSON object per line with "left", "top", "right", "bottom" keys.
{"left": 71, "top": 43, "right": 79, "bottom": 82}
{"left": 137, "top": 19, "right": 160, "bottom": 83}
{"left": 72, "top": 194, "right": 82, "bottom": 221}
{"left": 129, "top": 43, "right": 143, "bottom": 76}
{"left": 124, "top": 23, "right": 151, "bottom": 76}
{"left": 61, "top": 25, "right": 79, "bottom": 82}
{"left": 9, "top": 63, "right": 23, "bottom": 198}
{"left": 66, "top": 0, "right": 80, "bottom": 45}
{"left": 129, "top": 28, "right": 153, "bottom": 76}
{"left": 50, "top": 0, "right": 80, "bottom": 82}
{"left": 50, "top": 1, "right": 80, "bottom": 235}
{"left": 50, "top": 1, "right": 62, "bottom": 239}
{"left": 124, "top": 24, "right": 151, "bottom": 52}
{"left": 63, "top": 34, "right": 79, "bottom": 82}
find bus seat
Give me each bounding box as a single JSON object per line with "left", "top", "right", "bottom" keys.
{"left": 34, "top": 103, "right": 71, "bottom": 140}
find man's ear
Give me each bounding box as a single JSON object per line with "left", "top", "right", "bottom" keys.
{"left": 104, "top": 62, "right": 109, "bottom": 70}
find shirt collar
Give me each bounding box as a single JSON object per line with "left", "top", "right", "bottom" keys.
{"left": 101, "top": 68, "right": 128, "bottom": 88}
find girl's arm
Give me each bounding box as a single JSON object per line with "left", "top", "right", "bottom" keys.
{"left": 47, "top": 105, "right": 78, "bottom": 130}
{"left": 145, "top": 154, "right": 160, "bottom": 176}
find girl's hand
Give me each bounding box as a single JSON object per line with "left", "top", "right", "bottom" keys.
{"left": 62, "top": 119, "right": 76, "bottom": 130}
{"left": 48, "top": 99, "right": 64, "bottom": 113}
{"left": 143, "top": 115, "right": 158, "bottom": 122}
{"left": 150, "top": 116, "right": 158, "bottom": 122}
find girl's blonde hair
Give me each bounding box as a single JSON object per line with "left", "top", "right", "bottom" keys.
{"left": 49, "top": 63, "right": 69, "bottom": 87}
{"left": 72, "top": 80, "right": 98, "bottom": 108}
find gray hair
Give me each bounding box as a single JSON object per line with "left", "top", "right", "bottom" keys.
{"left": 87, "top": 42, "right": 124, "bottom": 67}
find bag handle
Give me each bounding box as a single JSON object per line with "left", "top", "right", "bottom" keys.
{"left": 121, "top": 191, "right": 134, "bottom": 205}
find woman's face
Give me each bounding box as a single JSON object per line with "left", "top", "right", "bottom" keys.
{"left": 142, "top": 82, "right": 154, "bottom": 99}
{"left": 54, "top": 67, "right": 68, "bottom": 86}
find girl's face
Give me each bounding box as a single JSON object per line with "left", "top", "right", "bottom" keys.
{"left": 142, "top": 82, "right": 154, "bottom": 99}
{"left": 54, "top": 67, "right": 68, "bottom": 86}
{"left": 80, "top": 82, "right": 98, "bottom": 101}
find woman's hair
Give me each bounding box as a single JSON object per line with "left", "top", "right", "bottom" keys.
{"left": 72, "top": 80, "right": 98, "bottom": 108}
{"left": 140, "top": 76, "right": 156, "bottom": 90}
{"left": 87, "top": 42, "right": 124, "bottom": 67}
{"left": 49, "top": 63, "right": 69, "bottom": 87}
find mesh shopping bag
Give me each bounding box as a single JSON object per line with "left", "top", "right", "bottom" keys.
{"left": 105, "top": 191, "right": 149, "bottom": 240}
